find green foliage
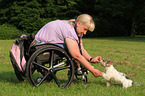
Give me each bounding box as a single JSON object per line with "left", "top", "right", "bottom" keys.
{"left": 76, "top": 0, "right": 145, "bottom": 37}
{"left": 1, "top": 0, "right": 46, "bottom": 33}
{"left": 0, "top": 0, "right": 145, "bottom": 39}
{"left": 0, "top": 0, "right": 80, "bottom": 38}
{"left": 0, "top": 24, "right": 20, "bottom": 39}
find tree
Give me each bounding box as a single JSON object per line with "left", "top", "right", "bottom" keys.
{"left": 86, "top": 0, "right": 131, "bottom": 37}
{"left": 0, "top": 0, "right": 44, "bottom": 33}
{"left": 127, "top": 0, "right": 145, "bottom": 37}
{"left": 0, "top": 0, "right": 80, "bottom": 34}
{"left": 85, "top": 0, "right": 145, "bottom": 37}
{"left": 0, "top": 0, "right": 145, "bottom": 37}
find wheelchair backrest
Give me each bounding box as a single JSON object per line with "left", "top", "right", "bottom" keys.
{"left": 10, "top": 33, "right": 35, "bottom": 73}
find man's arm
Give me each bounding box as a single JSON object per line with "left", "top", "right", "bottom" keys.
{"left": 65, "top": 37, "right": 102, "bottom": 77}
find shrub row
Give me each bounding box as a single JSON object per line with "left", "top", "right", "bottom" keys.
{"left": 0, "top": 24, "right": 20, "bottom": 40}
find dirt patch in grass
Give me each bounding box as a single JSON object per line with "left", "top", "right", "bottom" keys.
{"left": 116, "top": 61, "right": 128, "bottom": 65}
{"left": 0, "top": 54, "right": 3, "bottom": 59}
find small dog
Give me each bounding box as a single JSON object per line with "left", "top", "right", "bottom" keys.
{"left": 100, "top": 59, "right": 133, "bottom": 88}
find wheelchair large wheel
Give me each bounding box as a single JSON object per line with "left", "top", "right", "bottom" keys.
{"left": 26, "top": 45, "right": 74, "bottom": 88}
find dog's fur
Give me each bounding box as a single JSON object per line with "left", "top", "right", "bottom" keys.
{"left": 100, "top": 59, "right": 133, "bottom": 88}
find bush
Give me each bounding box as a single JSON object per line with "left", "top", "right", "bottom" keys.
{"left": 0, "top": 24, "right": 20, "bottom": 40}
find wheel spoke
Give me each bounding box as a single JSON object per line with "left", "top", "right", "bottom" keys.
{"left": 52, "top": 73, "right": 60, "bottom": 87}
{"left": 50, "top": 50, "right": 54, "bottom": 68}
{"left": 36, "top": 72, "right": 50, "bottom": 86}
{"left": 53, "top": 61, "right": 67, "bottom": 68}
{"left": 54, "top": 65, "right": 70, "bottom": 72}
{"left": 32, "top": 61, "right": 50, "bottom": 70}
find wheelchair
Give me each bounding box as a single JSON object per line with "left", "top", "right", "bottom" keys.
{"left": 10, "top": 34, "right": 89, "bottom": 89}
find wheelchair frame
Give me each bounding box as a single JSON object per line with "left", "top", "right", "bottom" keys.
{"left": 10, "top": 34, "right": 89, "bottom": 89}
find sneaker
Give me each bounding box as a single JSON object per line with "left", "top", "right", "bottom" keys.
{"left": 77, "top": 68, "right": 82, "bottom": 75}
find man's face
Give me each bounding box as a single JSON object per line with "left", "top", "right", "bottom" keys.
{"left": 76, "top": 21, "right": 89, "bottom": 37}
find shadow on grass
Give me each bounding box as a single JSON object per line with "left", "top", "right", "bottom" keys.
{"left": 0, "top": 71, "right": 123, "bottom": 88}
{"left": 72, "top": 78, "right": 123, "bottom": 88}
{"left": 72, "top": 78, "right": 107, "bottom": 87}
{"left": 0, "top": 71, "right": 25, "bottom": 84}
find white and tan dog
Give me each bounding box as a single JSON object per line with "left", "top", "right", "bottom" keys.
{"left": 100, "top": 59, "right": 133, "bottom": 88}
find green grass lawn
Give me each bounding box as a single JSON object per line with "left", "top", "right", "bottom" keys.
{"left": 0, "top": 37, "right": 145, "bottom": 96}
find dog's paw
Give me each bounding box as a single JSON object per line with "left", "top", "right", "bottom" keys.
{"left": 102, "top": 73, "right": 110, "bottom": 80}
{"left": 107, "top": 81, "right": 111, "bottom": 87}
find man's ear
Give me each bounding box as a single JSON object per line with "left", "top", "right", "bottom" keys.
{"left": 76, "top": 21, "right": 81, "bottom": 27}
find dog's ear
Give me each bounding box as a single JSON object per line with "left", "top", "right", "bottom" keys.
{"left": 108, "top": 60, "right": 113, "bottom": 65}
{"left": 111, "top": 60, "right": 113, "bottom": 63}
{"left": 99, "top": 60, "right": 106, "bottom": 67}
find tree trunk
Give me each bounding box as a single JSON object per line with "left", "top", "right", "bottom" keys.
{"left": 131, "top": 15, "right": 136, "bottom": 37}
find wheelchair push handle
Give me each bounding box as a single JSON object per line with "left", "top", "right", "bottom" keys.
{"left": 11, "top": 32, "right": 27, "bottom": 38}
{"left": 11, "top": 35, "right": 21, "bottom": 38}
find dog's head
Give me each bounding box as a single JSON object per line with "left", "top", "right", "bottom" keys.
{"left": 100, "top": 59, "right": 113, "bottom": 67}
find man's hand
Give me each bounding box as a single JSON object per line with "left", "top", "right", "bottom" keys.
{"left": 91, "top": 56, "right": 102, "bottom": 63}
{"left": 92, "top": 69, "right": 102, "bottom": 77}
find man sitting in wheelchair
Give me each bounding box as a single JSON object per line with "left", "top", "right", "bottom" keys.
{"left": 35, "top": 14, "right": 102, "bottom": 77}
